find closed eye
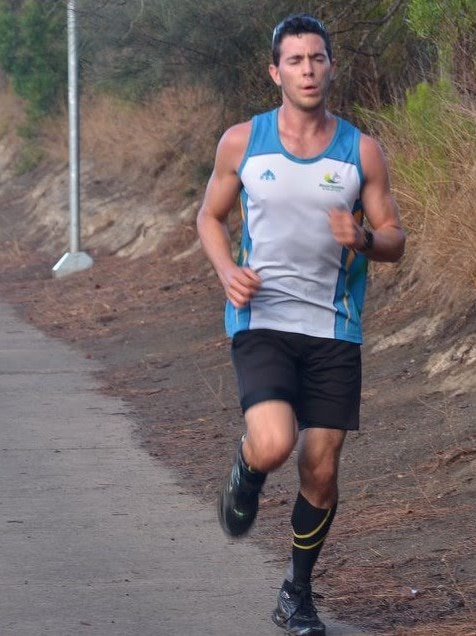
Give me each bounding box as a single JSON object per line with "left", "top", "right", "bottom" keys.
{"left": 286, "top": 54, "right": 327, "bottom": 65}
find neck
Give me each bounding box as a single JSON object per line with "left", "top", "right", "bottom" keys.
{"left": 278, "top": 103, "right": 332, "bottom": 135}
{"left": 276, "top": 105, "right": 337, "bottom": 159}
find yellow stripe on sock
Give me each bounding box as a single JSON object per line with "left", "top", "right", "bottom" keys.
{"left": 293, "top": 536, "right": 326, "bottom": 550}
{"left": 293, "top": 508, "right": 332, "bottom": 540}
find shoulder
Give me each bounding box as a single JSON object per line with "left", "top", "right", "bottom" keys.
{"left": 216, "top": 120, "right": 253, "bottom": 170}
{"left": 359, "top": 132, "right": 385, "bottom": 157}
{"left": 359, "top": 133, "right": 390, "bottom": 179}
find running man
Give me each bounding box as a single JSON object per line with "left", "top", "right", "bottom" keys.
{"left": 197, "top": 13, "right": 405, "bottom": 636}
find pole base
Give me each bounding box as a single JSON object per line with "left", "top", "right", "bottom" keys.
{"left": 52, "top": 251, "right": 93, "bottom": 278}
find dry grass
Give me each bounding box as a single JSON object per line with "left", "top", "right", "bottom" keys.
{"left": 372, "top": 96, "right": 476, "bottom": 317}
{"left": 39, "top": 85, "right": 227, "bottom": 204}
{"left": 0, "top": 85, "right": 25, "bottom": 147}
{"left": 0, "top": 84, "right": 25, "bottom": 138}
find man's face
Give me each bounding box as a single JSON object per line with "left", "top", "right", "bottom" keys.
{"left": 269, "top": 33, "right": 336, "bottom": 112}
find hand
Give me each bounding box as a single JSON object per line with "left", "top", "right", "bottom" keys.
{"left": 328, "top": 208, "right": 365, "bottom": 251}
{"left": 221, "top": 265, "right": 261, "bottom": 308}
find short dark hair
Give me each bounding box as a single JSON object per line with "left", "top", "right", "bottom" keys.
{"left": 271, "top": 13, "right": 332, "bottom": 65}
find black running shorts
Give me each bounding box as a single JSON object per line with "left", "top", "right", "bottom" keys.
{"left": 231, "top": 329, "right": 361, "bottom": 430}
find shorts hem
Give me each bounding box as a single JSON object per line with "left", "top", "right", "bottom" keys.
{"left": 241, "top": 387, "right": 295, "bottom": 413}
{"left": 297, "top": 419, "right": 360, "bottom": 431}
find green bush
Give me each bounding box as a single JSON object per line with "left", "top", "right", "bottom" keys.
{"left": 407, "top": 0, "right": 476, "bottom": 81}
{"left": 0, "top": 0, "right": 67, "bottom": 121}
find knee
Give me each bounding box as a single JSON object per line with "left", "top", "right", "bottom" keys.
{"left": 244, "top": 430, "right": 296, "bottom": 473}
{"left": 299, "top": 461, "right": 339, "bottom": 506}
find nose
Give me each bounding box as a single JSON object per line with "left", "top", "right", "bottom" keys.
{"left": 302, "top": 57, "right": 314, "bottom": 76}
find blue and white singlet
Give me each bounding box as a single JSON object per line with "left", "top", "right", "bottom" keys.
{"left": 225, "top": 108, "right": 368, "bottom": 344}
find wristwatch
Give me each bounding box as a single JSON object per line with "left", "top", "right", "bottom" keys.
{"left": 359, "top": 228, "right": 374, "bottom": 252}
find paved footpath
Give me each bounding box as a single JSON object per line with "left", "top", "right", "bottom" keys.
{"left": 0, "top": 302, "right": 366, "bottom": 636}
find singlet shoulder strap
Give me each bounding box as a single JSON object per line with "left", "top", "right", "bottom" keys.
{"left": 238, "top": 109, "right": 280, "bottom": 175}
{"left": 327, "top": 117, "right": 363, "bottom": 183}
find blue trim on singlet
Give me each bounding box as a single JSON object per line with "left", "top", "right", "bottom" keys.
{"left": 240, "top": 109, "right": 352, "bottom": 166}
{"left": 333, "top": 253, "right": 368, "bottom": 341}
{"left": 326, "top": 117, "right": 364, "bottom": 176}
{"left": 333, "top": 195, "right": 367, "bottom": 341}
{"left": 225, "top": 296, "right": 251, "bottom": 335}
{"left": 272, "top": 108, "right": 345, "bottom": 164}
{"left": 352, "top": 123, "right": 364, "bottom": 184}
{"left": 225, "top": 190, "right": 252, "bottom": 334}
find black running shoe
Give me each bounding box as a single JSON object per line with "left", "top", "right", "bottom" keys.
{"left": 217, "top": 441, "right": 265, "bottom": 537}
{"left": 271, "top": 581, "right": 326, "bottom": 636}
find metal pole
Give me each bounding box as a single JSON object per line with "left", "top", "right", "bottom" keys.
{"left": 52, "top": 0, "right": 93, "bottom": 278}
{"left": 68, "top": 0, "right": 80, "bottom": 253}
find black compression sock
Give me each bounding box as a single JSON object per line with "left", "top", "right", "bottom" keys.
{"left": 290, "top": 492, "right": 337, "bottom": 587}
{"left": 238, "top": 438, "right": 267, "bottom": 487}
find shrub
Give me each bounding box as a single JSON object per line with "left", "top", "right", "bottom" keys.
{"left": 39, "top": 85, "right": 226, "bottom": 204}
{"left": 0, "top": 0, "right": 67, "bottom": 121}
{"left": 359, "top": 81, "right": 476, "bottom": 314}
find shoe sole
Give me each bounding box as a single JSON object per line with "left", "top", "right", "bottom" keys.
{"left": 271, "top": 609, "right": 326, "bottom": 636}
{"left": 217, "top": 482, "right": 234, "bottom": 537}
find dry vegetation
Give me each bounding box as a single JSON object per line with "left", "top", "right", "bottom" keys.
{"left": 40, "top": 86, "right": 228, "bottom": 203}
{"left": 0, "top": 87, "right": 16, "bottom": 131}
{"left": 375, "top": 97, "right": 476, "bottom": 317}
{"left": 0, "top": 84, "right": 25, "bottom": 143}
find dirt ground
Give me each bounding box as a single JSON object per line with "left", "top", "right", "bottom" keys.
{"left": 0, "top": 174, "right": 475, "bottom": 635}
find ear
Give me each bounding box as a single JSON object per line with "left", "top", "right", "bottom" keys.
{"left": 269, "top": 64, "right": 281, "bottom": 87}
{"left": 330, "top": 58, "right": 338, "bottom": 81}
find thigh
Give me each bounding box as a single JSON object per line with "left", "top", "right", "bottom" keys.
{"left": 296, "top": 338, "right": 361, "bottom": 430}
{"left": 245, "top": 399, "right": 298, "bottom": 463}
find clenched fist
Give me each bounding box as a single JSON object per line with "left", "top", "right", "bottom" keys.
{"left": 328, "top": 208, "right": 366, "bottom": 251}
{"left": 220, "top": 265, "right": 261, "bottom": 308}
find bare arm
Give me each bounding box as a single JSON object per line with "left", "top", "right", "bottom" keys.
{"left": 196, "top": 122, "right": 261, "bottom": 308}
{"left": 329, "top": 134, "right": 406, "bottom": 262}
